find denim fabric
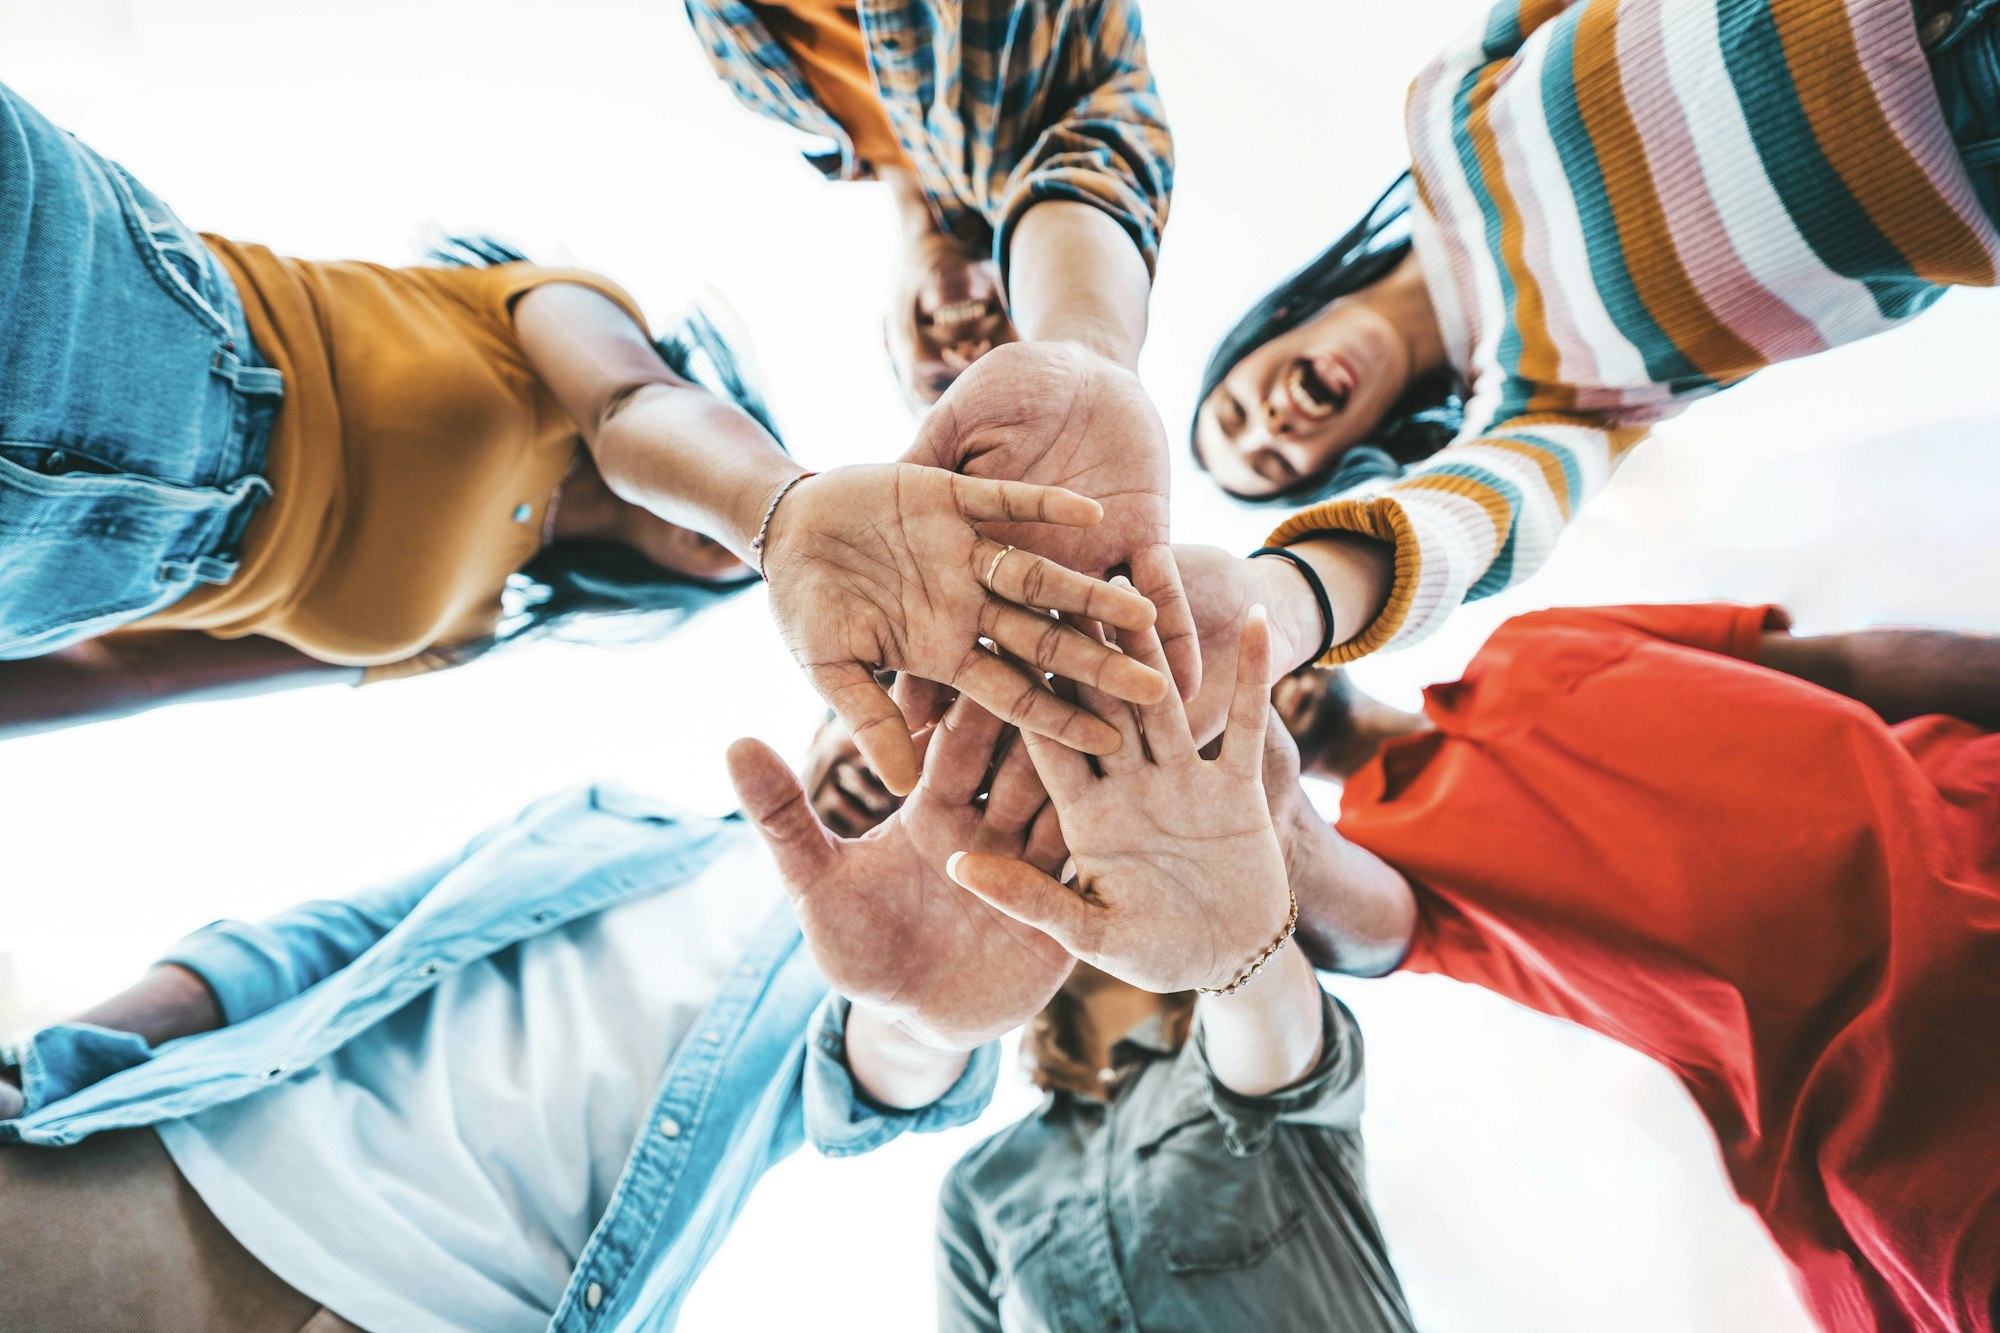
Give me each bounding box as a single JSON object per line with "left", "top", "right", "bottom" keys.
{"left": 1, "top": 785, "right": 999, "bottom": 1333}
{"left": 1927, "top": 0, "right": 2000, "bottom": 225}
{"left": 0, "top": 83, "right": 279, "bottom": 659}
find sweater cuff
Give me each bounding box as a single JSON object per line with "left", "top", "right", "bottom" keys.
{"left": 1266, "top": 498, "right": 1423, "bottom": 665}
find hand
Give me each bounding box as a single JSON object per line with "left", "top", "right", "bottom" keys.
{"left": 728, "top": 697, "right": 1074, "bottom": 1055}
{"left": 946, "top": 602, "right": 1292, "bottom": 995}
{"left": 760, "top": 462, "right": 1168, "bottom": 795}
{"left": 901, "top": 342, "right": 1199, "bottom": 707}
{"left": 1166, "top": 545, "right": 1321, "bottom": 747}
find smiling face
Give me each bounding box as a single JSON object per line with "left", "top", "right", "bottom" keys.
{"left": 1193, "top": 292, "right": 1416, "bottom": 499}
{"left": 886, "top": 239, "right": 1021, "bottom": 411}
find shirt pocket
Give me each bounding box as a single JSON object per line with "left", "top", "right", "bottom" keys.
{"left": 989, "top": 1205, "right": 1085, "bottom": 1333}
{"left": 1135, "top": 1112, "right": 1307, "bottom": 1274}
{"left": 0, "top": 445, "right": 262, "bottom": 656}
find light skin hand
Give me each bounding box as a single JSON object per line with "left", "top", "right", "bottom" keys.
{"left": 946, "top": 602, "right": 1291, "bottom": 995}
{"left": 899, "top": 202, "right": 1199, "bottom": 716}
{"left": 759, "top": 464, "right": 1167, "bottom": 796}
{"left": 727, "top": 698, "right": 1074, "bottom": 1110}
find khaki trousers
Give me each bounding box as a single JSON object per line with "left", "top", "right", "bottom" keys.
{"left": 0, "top": 1127, "right": 367, "bottom": 1333}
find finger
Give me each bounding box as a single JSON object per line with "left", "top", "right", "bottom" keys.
{"left": 980, "top": 600, "right": 1167, "bottom": 707}
{"left": 948, "top": 648, "right": 1128, "bottom": 758}
{"left": 726, "top": 738, "right": 839, "bottom": 894}
{"left": 1023, "top": 802, "right": 1070, "bottom": 877}
{"left": 926, "top": 694, "right": 1007, "bottom": 806}
{"left": 1219, "top": 607, "right": 1275, "bottom": 777}
{"left": 984, "top": 729, "right": 1048, "bottom": 835}
{"left": 1015, "top": 712, "right": 1096, "bottom": 807}
{"left": 807, "top": 661, "right": 920, "bottom": 797}
{"left": 1109, "top": 580, "right": 1196, "bottom": 765}
{"left": 946, "top": 851, "right": 1099, "bottom": 958}
{"left": 1057, "top": 612, "right": 1148, "bottom": 774}
{"left": 895, "top": 673, "right": 949, "bottom": 734}
{"left": 1131, "top": 543, "right": 1202, "bottom": 702}
{"left": 975, "top": 539, "right": 1155, "bottom": 632}
{"left": 950, "top": 474, "right": 1103, "bottom": 529}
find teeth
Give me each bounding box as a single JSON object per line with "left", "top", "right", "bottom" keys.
{"left": 929, "top": 299, "right": 991, "bottom": 327}
{"left": 1286, "top": 363, "right": 1335, "bottom": 419}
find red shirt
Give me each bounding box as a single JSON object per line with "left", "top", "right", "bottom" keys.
{"left": 1339, "top": 604, "right": 2000, "bottom": 1332}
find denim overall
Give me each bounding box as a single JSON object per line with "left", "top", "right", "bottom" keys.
{"left": 1921, "top": 0, "right": 2000, "bottom": 226}
{"left": 0, "top": 83, "right": 281, "bottom": 659}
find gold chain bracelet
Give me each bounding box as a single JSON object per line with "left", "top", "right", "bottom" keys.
{"left": 1197, "top": 887, "right": 1300, "bottom": 996}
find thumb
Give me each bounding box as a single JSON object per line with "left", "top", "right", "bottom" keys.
{"left": 946, "top": 851, "right": 1097, "bottom": 958}
{"left": 727, "top": 737, "right": 838, "bottom": 895}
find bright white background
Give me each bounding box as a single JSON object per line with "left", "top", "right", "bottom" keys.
{"left": 3, "top": 2, "right": 1997, "bottom": 1330}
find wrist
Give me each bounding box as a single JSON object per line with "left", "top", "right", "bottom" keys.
{"left": 746, "top": 468, "right": 819, "bottom": 577}
{"left": 1250, "top": 554, "right": 1325, "bottom": 673}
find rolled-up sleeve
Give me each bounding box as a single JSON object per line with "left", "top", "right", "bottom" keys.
{"left": 993, "top": 0, "right": 1173, "bottom": 279}
{"left": 1192, "top": 991, "right": 1367, "bottom": 1155}
{"left": 1270, "top": 414, "right": 1645, "bottom": 662}
{"left": 802, "top": 995, "right": 1000, "bottom": 1157}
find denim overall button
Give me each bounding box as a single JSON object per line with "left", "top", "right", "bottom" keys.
{"left": 656, "top": 1116, "right": 682, "bottom": 1139}
{"left": 1921, "top": 7, "right": 1955, "bottom": 47}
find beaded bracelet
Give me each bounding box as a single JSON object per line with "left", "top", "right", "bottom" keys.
{"left": 1248, "top": 546, "right": 1337, "bottom": 665}
{"left": 750, "top": 471, "right": 816, "bottom": 579}
{"left": 1197, "top": 887, "right": 1301, "bottom": 996}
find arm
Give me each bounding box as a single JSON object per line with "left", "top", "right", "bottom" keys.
{"left": 1194, "top": 941, "right": 1325, "bottom": 1097}
{"left": 515, "top": 281, "right": 1168, "bottom": 795}
{"left": 0, "top": 963, "right": 224, "bottom": 1119}
{"left": 1006, "top": 200, "right": 1150, "bottom": 371}
{"left": 843, "top": 1006, "right": 970, "bottom": 1110}
{"left": 1760, "top": 627, "right": 2000, "bottom": 729}
{"left": 0, "top": 632, "right": 360, "bottom": 740}
{"left": 936, "top": 1169, "right": 1005, "bottom": 1333}
{"left": 1269, "top": 415, "right": 1644, "bottom": 663}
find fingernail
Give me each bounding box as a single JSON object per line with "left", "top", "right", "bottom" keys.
{"left": 946, "top": 850, "right": 968, "bottom": 885}
{"left": 1111, "top": 575, "right": 1132, "bottom": 589}
{"left": 1249, "top": 603, "right": 1268, "bottom": 622}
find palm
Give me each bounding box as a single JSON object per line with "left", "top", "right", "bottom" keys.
{"left": 905, "top": 343, "right": 1197, "bottom": 694}
{"left": 728, "top": 703, "right": 1073, "bottom": 1054}
{"left": 799, "top": 791, "right": 1070, "bottom": 1050}
{"left": 1054, "top": 767, "right": 1288, "bottom": 994}
{"left": 759, "top": 462, "right": 1165, "bottom": 794}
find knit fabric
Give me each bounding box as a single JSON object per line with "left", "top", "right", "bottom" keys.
{"left": 1274, "top": 0, "right": 2000, "bottom": 662}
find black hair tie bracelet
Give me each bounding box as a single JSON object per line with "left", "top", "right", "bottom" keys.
{"left": 1248, "top": 546, "right": 1337, "bottom": 665}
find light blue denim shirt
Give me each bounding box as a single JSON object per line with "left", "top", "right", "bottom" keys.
{"left": 1, "top": 783, "right": 998, "bottom": 1333}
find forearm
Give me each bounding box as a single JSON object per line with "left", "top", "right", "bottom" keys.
{"left": 1005, "top": 201, "right": 1150, "bottom": 369}
{"left": 513, "top": 283, "right": 802, "bottom": 562}
{"left": 68, "top": 964, "right": 225, "bottom": 1047}
{"left": 0, "top": 634, "right": 357, "bottom": 740}
{"left": 1278, "top": 797, "right": 1416, "bottom": 977}
{"left": 844, "top": 1006, "right": 972, "bottom": 1111}
{"left": 1195, "top": 944, "right": 1325, "bottom": 1097}
{"left": 1760, "top": 628, "right": 2000, "bottom": 729}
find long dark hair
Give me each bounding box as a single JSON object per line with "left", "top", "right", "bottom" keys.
{"left": 428, "top": 236, "right": 783, "bottom": 661}
{"left": 1191, "top": 174, "right": 1464, "bottom": 506}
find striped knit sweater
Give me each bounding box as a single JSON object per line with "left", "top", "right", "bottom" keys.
{"left": 1270, "top": 0, "right": 2000, "bottom": 662}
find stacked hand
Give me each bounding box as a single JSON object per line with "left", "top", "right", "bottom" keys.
{"left": 728, "top": 695, "right": 1073, "bottom": 1056}
{"left": 901, "top": 343, "right": 1198, "bottom": 712}
{"left": 759, "top": 462, "right": 1169, "bottom": 796}
{"left": 946, "top": 597, "right": 1293, "bottom": 995}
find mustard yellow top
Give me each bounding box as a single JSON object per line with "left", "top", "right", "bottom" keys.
{"left": 139, "top": 238, "right": 648, "bottom": 681}
{"left": 750, "top": 0, "right": 913, "bottom": 173}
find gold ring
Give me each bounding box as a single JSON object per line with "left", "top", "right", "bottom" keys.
{"left": 984, "top": 544, "right": 1015, "bottom": 590}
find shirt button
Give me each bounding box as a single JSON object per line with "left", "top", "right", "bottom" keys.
{"left": 700, "top": 1031, "right": 722, "bottom": 1045}
{"left": 1919, "top": 8, "right": 1954, "bottom": 46}
{"left": 512, "top": 502, "right": 532, "bottom": 523}
{"left": 585, "top": 1281, "right": 604, "bottom": 1310}
{"left": 265, "top": 1066, "right": 286, "bottom": 1080}
{"left": 657, "top": 1117, "right": 682, "bottom": 1139}
{"left": 419, "top": 961, "right": 440, "bottom": 978}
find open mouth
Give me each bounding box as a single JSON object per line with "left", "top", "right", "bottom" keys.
{"left": 926, "top": 298, "right": 999, "bottom": 330}
{"left": 1284, "top": 356, "right": 1353, "bottom": 423}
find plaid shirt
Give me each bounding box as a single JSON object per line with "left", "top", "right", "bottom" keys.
{"left": 683, "top": 0, "right": 1173, "bottom": 274}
